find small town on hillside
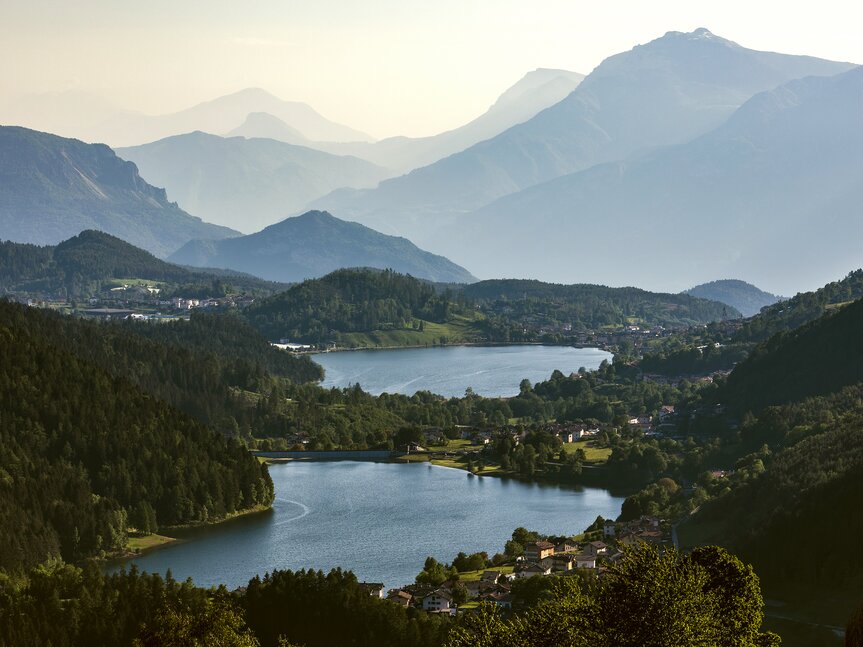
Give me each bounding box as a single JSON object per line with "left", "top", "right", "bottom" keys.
{"left": 357, "top": 515, "right": 671, "bottom": 616}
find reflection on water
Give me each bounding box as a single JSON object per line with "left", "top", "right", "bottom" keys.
{"left": 312, "top": 345, "right": 612, "bottom": 397}
{"left": 110, "top": 461, "right": 625, "bottom": 589}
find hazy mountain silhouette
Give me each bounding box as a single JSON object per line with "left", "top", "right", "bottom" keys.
{"left": 310, "top": 29, "right": 854, "bottom": 243}
{"left": 294, "top": 68, "right": 585, "bottom": 172}
{"left": 685, "top": 280, "right": 784, "bottom": 317}
{"left": 117, "top": 132, "right": 390, "bottom": 233}
{"left": 168, "top": 210, "right": 476, "bottom": 284}
{"left": 1, "top": 88, "right": 373, "bottom": 147}
{"left": 0, "top": 126, "right": 236, "bottom": 257}
{"left": 444, "top": 65, "right": 863, "bottom": 295}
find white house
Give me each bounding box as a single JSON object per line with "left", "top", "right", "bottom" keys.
{"left": 422, "top": 589, "right": 453, "bottom": 612}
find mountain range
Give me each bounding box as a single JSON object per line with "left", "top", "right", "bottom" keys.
{"left": 294, "top": 68, "right": 586, "bottom": 173}
{"left": 114, "top": 69, "right": 584, "bottom": 235}
{"left": 0, "top": 87, "right": 372, "bottom": 147}
{"left": 0, "top": 126, "right": 236, "bottom": 257}
{"left": 311, "top": 29, "right": 854, "bottom": 249}
{"left": 446, "top": 63, "right": 863, "bottom": 294}
{"left": 168, "top": 210, "right": 477, "bottom": 284}
{"left": 117, "top": 132, "right": 390, "bottom": 233}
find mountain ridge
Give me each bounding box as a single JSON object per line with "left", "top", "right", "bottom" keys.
{"left": 117, "top": 131, "right": 390, "bottom": 233}
{"left": 168, "top": 210, "right": 477, "bottom": 284}
{"left": 440, "top": 64, "right": 863, "bottom": 295}
{"left": 0, "top": 126, "right": 237, "bottom": 257}
{"left": 310, "top": 28, "right": 855, "bottom": 244}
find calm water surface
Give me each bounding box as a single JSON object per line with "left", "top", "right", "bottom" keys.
{"left": 312, "top": 345, "right": 612, "bottom": 397}
{"left": 113, "top": 461, "right": 625, "bottom": 589}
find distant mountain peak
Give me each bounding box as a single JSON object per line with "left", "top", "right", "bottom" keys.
{"left": 168, "top": 210, "right": 476, "bottom": 284}
{"left": 660, "top": 27, "right": 730, "bottom": 43}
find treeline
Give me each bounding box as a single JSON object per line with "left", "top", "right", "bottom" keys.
{"left": 244, "top": 268, "right": 465, "bottom": 343}
{"left": 640, "top": 342, "right": 753, "bottom": 376}
{"left": 0, "top": 230, "right": 286, "bottom": 298}
{"left": 722, "top": 295, "right": 863, "bottom": 412}
{"left": 446, "top": 545, "right": 778, "bottom": 647}
{"left": 0, "top": 563, "right": 449, "bottom": 647}
{"left": 735, "top": 268, "right": 863, "bottom": 342}
{"left": 123, "top": 311, "right": 323, "bottom": 384}
{"left": 461, "top": 279, "right": 737, "bottom": 330}
{"left": 0, "top": 547, "right": 780, "bottom": 647}
{"left": 0, "top": 301, "right": 273, "bottom": 572}
{"left": 690, "top": 395, "right": 863, "bottom": 592}
{"left": 0, "top": 302, "right": 320, "bottom": 439}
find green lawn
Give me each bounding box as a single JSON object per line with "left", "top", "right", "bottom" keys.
{"left": 335, "top": 315, "right": 485, "bottom": 349}
{"left": 455, "top": 565, "right": 515, "bottom": 582}
{"left": 561, "top": 442, "right": 612, "bottom": 462}
{"left": 127, "top": 533, "right": 175, "bottom": 552}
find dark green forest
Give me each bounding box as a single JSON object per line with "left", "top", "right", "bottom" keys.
{"left": 721, "top": 295, "right": 863, "bottom": 412}
{"left": 244, "top": 268, "right": 461, "bottom": 343}
{"left": 0, "top": 230, "right": 287, "bottom": 298}
{"left": 462, "top": 278, "right": 738, "bottom": 330}
{"left": 0, "top": 546, "right": 778, "bottom": 647}
{"left": 734, "top": 269, "right": 863, "bottom": 342}
{"left": 0, "top": 301, "right": 273, "bottom": 573}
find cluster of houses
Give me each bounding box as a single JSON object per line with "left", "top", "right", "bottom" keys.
{"left": 360, "top": 517, "right": 670, "bottom": 616}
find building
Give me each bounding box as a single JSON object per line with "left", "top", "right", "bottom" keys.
{"left": 583, "top": 541, "right": 608, "bottom": 556}
{"left": 524, "top": 541, "right": 555, "bottom": 561}
{"left": 515, "top": 563, "right": 552, "bottom": 578}
{"left": 359, "top": 582, "right": 385, "bottom": 598}
{"left": 576, "top": 554, "right": 597, "bottom": 569}
{"left": 422, "top": 589, "right": 454, "bottom": 612}
{"left": 386, "top": 590, "right": 413, "bottom": 608}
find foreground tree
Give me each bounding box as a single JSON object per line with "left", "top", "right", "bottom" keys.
{"left": 445, "top": 544, "right": 780, "bottom": 647}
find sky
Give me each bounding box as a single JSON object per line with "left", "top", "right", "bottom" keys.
{"left": 1, "top": 0, "right": 862, "bottom": 139}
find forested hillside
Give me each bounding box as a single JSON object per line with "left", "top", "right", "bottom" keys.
{"left": 0, "top": 301, "right": 274, "bottom": 572}
{"left": 734, "top": 269, "right": 863, "bottom": 342}
{"left": 684, "top": 392, "right": 863, "bottom": 594}
{"left": 722, "top": 295, "right": 863, "bottom": 412}
{"left": 462, "top": 279, "right": 737, "bottom": 329}
{"left": 245, "top": 268, "right": 468, "bottom": 343}
{"left": 0, "top": 230, "right": 287, "bottom": 298}
{"left": 684, "top": 279, "right": 782, "bottom": 317}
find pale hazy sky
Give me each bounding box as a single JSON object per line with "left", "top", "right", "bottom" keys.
{"left": 1, "top": 0, "right": 861, "bottom": 139}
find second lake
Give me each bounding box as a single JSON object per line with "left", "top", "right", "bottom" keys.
{"left": 311, "top": 344, "right": 612, "bottom": 397}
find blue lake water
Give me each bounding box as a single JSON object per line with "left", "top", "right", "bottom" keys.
{"left": 312, "top": 345, "right": 612, "bottom": 397}
{"left": 111, "top": 461, "right": 625, "bottom": 589}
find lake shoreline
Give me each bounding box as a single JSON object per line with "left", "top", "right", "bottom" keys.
{"left": 109, "top": 461, "right": 627, "bottom": 590}
{"left": 103, "top": 503, "right": 273, "bottom": 567}
{"left": 307, "top": 340, "right": 604, "bottom": 355}
{"left": 310, "top": 343, "right": 613, "bottom": 398}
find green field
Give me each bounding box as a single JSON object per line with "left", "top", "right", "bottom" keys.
{"left": 455, "top": 565, "right": 515, "bottom": 582}
{"left": 335, "top": 315, "right": 484, "bottom": 349}
{"left": 127, "top": 533, "right": 175, "bottom": 552}
{"left": 561, "top": 442, "right": 612, "bottom": 462}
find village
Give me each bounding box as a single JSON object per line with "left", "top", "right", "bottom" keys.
{"left": 357, "top": 515, "right": 672, "bottom": 616}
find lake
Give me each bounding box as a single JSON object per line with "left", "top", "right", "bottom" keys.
{"left": 312, "top": 345, "right": 612, "bottom": 397}
{"left": 112, "top": 461, "right": 625, "bottom": 589}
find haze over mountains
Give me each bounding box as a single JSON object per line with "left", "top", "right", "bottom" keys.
{"left": 115, "top": 70, "right": 585, "bottom": 235}
{"left": 169, "top": 210, "right": 476, "bottom": 284}
{"left": 0, "top": 88, "right": 372, "bottom": 147}
{"left": 117, "top": 132, "right": 390, "bottom": 233}
{"left": 296, "top": 68, "right": 586, "bottom": 173}
{"left": 448, "top": 63, "right": 863, "bottom": 294}
{"left": 0, "top": 126, "right": 236, "bottom": 257}
{"left": 308, "top": 30, "right": 856, "bottom": 291}
{"left": 1, "top": 29, "right": 860, "bottom": 295}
